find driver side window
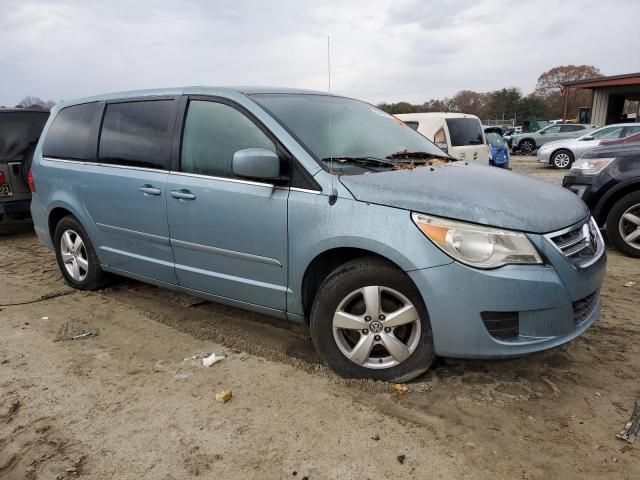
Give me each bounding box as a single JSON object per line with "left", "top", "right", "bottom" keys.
{"left": 545, "top": 125, "right": 561, "bottom": 134}
{"left": 180, "top": 100, "right": 276, "bottom": 179}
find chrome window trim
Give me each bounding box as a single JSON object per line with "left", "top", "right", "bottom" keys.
{"left": 169, "top": 170, "right": 276, "bottom": 188}
{"left": 290, "top": 187, "right": 322, "bottom": 195}
{"left": 544, "top": 216, "right": 605, "bottom": 269}
{"left": 42, "top": 157, "right": 84, "bottom": 165}
{"left": 41, "top": 157, "right": 323, "bottom": 193}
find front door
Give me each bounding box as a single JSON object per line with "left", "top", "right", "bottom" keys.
{"left": 166, "top": 98, "right": 288, "bottom": 311}
{"left": 82, "top": 98, "right": 179, "bottom": 284}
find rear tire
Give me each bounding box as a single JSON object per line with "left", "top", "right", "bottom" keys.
{"left": 310, "top": 257, "right": 435, "bottom": 382}
{"left": 551, "top": 149, "right": 574, "bottom": 169}
{"left": 606, "top": 191, "right": 640, "bottom": 258}
{"left": 54, "top": 216, "right": 110, "bottom": 290}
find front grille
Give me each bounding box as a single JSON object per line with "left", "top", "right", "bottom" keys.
{"left": 481, "top": 311, "right": 519, "bottom": 340}
{"left": 572, "top": 291, "right": 599, "bottom": 326}
{"left": 546, "top": 217, "right": 603, "bottom": 269}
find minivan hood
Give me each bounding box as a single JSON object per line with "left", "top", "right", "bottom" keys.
{"left": 339, "top": 162, "right": 589, "bottom": 234}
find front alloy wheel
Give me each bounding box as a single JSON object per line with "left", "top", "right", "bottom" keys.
{"left": 551, "top": 150, "right": 573, "bottom": 169}
{"left": 606, "top": 191, "right": 640, "bottom": 258}
{"left": 333, "top": 286, "right": 421, "bottom": 369}
{"left": 618, "top": 204, "right": 640, "bottom": 253}
{"left": 310, "top": 257, "right": 434, "bottom": 382}
{"left": 519, "top": 139, "right": 535, "bottom": 154}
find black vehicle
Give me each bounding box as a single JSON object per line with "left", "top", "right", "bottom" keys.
{"left": 0, "top": 108, "right": 50, "bottom": 221}
{"left": 563, "top": 144, "right": 640, "bottom": 257}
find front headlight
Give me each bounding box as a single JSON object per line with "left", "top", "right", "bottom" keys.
{"left": 412, "top": 213, "right": 542, "bottom": 269}
{"left": 570, "top": 157, "right": 615, "bottom": 175}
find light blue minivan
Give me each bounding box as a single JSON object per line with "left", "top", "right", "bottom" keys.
{"left": 30, "top": 87, "right": 606, "bottom": 381}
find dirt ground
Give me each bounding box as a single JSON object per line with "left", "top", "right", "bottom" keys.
{"left": 1, "top": 156, "right": 639, "bottom": 479}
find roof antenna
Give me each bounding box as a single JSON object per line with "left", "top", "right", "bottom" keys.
{"left": 328, "top": 35, "right": 338, "bottom": 206}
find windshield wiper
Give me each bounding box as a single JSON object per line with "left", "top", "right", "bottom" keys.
{"left": 321, "top": 156, "right": 398, "bottom": 167}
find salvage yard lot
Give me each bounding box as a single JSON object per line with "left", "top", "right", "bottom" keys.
{"left": 1, "top": 156, "right": 638, "bottom": 480}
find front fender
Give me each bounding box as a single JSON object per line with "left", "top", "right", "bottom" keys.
{"left": 286, "top": 191, "right": 453, "bottom": 315}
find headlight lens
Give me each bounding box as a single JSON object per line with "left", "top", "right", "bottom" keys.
{"left": 412, "top": 213, "right": 542, "bottom": 269}
{"left": 570, "top": 157, "right": 615, "bottom": 175}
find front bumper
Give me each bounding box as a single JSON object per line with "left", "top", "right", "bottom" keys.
{"left": 408, "top": 235, "right": 605, "bottom": 358}
{"left": 537, "top": 148, "right": 552, "bottom": 163}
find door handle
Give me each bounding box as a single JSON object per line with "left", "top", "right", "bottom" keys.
{"left": 170, "top": 189, "right": 197, "bottom": 201}
{"left": 139, "top": 185, "right": 161, "bottom": 196}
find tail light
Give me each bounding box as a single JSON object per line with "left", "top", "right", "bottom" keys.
{"left": 27, "top": 169, "right": 36, "bottom": 193}
{"left": 434, "top": 128, "right": 448, "bottom": 153}
{"left": 0, "top": 171, "right": 5, "bottom": 185}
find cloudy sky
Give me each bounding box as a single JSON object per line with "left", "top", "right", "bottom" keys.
{"left": 1, "top": 0, "right": 639, "bottom": 107}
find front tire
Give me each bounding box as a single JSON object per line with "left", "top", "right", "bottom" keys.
{"left": 606, "top": 191, "right": 640, "bottom": 258}
{"left": 551, "top": 149, "right": 574, "bottom": 169}
{"left": 519, "top": 139, "right": 536, "bottom": 155}
{"left": 310, "top": 257, "right": 435, "bottom": 382}
{"left": 54, "top": 216, "right": 110, "bottom": 290}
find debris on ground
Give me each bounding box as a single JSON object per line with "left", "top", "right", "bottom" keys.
{"left": 203, "top": 353, "right": 225, "bottom": 367}
{"left": 617, "top": 402, "right": 640, "bottom": 444}
{"left": 71, "top": 330, "right": 98, "bottom": 340}
{"left": 624, "top": 281, "right": 636, "bottom": 287}
{"left": 397, "top": 454, "right": 406, "bottom": 464}
{"left": 394, "top": 384, "right": 410, "bottom": 395}
{"left": 371, "top": 434, "right": 380, "bottom": 441}
{"left": 215, "top": 389, "right": 232, "bottom": 403}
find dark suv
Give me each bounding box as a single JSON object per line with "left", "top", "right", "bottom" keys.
{"left": 563, "top": 143, "right": 640, "bottom": 257}
{"left": 0, "top": 109, "right": 50, "bottom": 221}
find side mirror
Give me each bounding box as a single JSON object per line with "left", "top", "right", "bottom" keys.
{"left": 539, "top": 131, "right": 546, "bottom": 135}
{"left": 232, "top": 148, "right": 281, "bottom": 180}
{"left": 581, "top": 135, "right": 594, "bottom": 141}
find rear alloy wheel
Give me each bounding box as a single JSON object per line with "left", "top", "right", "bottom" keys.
{"left": 310, "top": 257, "right": 434, "bottom": 381}
{"left": 519, "top": 139, "right": 536, "bottom": 154}
{"left": 54, "top": 216, "right": 110, "bottom": 290}
{"left": 551, "top": 150, "right": 574, "bottom": 169}
{"left": 606, "top": 191, "right": 640, "bottom": 258}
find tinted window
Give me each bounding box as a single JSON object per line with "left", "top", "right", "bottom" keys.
{"left": 0, "top": 111, "right": 49, "bottom": 161}
{"left": 445, "top": 118, "right": 483, "bottom": 146}
{"left": 624, "top": 125, "right": 640, "bottom": 136}
{"left": 43, "top": 103, "right": 98, "bottom": 160}
{"left": 180, "top": 101, "right": 275, "bottom": 178}
{"left": 560, "top": 125, "right": 584, "bottom": 133}
{"left": 99, "top": 100, "right": 175, "bottom": 169}
{"left": 485, "top": 132, "right": 505, "bottom": 148}
{"left": 404, "top": 121, "right": 419, "bottom": 131}
{"left": 591, "top": 126, "right": 623, "bottom": 139}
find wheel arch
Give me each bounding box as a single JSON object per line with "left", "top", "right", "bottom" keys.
{"left": 595, "top": 180, "right": 640, "bottom": 226}
{"left": 300, "top": 247, "right": 408, "bottom": 319}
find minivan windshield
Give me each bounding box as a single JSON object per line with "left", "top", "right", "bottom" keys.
{"left": 250, "top": 94, "right": 447, "bottom": 173}
{"left": 445, "top": 118, "right": 484, "bottom": 147}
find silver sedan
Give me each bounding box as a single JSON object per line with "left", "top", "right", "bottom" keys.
{"left": 537, "top": 123, "right": 640, "bottom": 168}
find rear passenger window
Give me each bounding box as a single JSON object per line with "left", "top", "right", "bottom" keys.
{"left": 99, "top": 100, "right": 175, "bottom": 169}
{"left": 560, "top": 125, "right": 583, "bottom": 132}
{"left": 43, "top": 103, "right": 99, "bottom": 160}
{"left": 180, "top": 100, "right": 275, "bottom": 178}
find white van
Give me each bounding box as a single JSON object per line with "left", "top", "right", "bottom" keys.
{"left": 396, "top": 112, "right": 490, "bottom": 163}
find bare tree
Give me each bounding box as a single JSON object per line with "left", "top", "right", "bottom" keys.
{"left": 16, "top": 95, "right": 56, "bottom": 109}
{"left": 535, "top": 65, "right": 602, "bottom": 118}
